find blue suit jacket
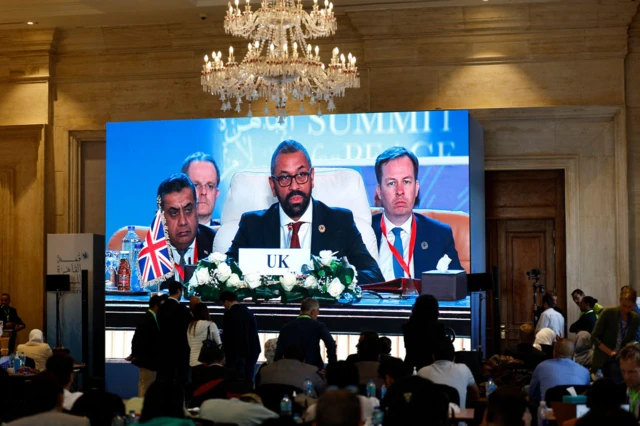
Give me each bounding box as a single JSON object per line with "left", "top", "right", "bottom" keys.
{"left": 372, "top": 212, "right": 462, "bottom": 277}
{"left": 227, "top": 199, "right": 384, "bottom": 284}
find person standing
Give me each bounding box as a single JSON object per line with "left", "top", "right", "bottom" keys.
{"left": 535, "top": 293, "right": 565, "bottom": 339}
{"left": 220, "top": 291, "right": 261, "bottom": 382}
{"left": 129, "top": 294, "right": 162, "bottom": 397}
{"left": 0, "top": 293, "right": 25, "bottom": 353}
{"left": 402, "top": 294, "right": 446, "bottom": 371}
{"left": 187, "top": 303, "right": 221, "bottom": 368}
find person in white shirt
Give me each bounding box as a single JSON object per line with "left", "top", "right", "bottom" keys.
{"left": 187, "top": 303, "right": 221, "bottom": 367}
{"left": 16, "top": 329, "right": 53, "bottom": 372}
{"left": 535, "top": 294, "right": 565, "bottom": 339}
{"left": 417, "top": 338, "right": 479, "bottom": 409}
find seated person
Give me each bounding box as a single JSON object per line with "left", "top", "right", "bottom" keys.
{"left": 46, "top": 352, "right": 82, "bottom": 411}
{"left": 528, "top": 339, "right": 590, "bottom": 405}
{"left": 381, "top": 376, "right": 449, "bottom": 426}
{"left": 316, "top": 390, "right": 362, "bottom": 426}
{"left": 563, "top": 378, "right": 630, "bottom": 426}
{"left": 379, "top": 337, "right": 392, "bottom": 361}
{"left": 199, "top": 394, "right": 279, "bottom": 426}
{"left": 482, "top": 386, "right": 528, "bottom": 426}
{"left": 345, "top": 331, "right": 379, "bottom": 363}
{"left": 573, "top": 331, "right": 593, "bottom": 368}
{"left": 69, "top": 391, "right": 126, "bottom": 426}
{"left": 258, "top": 343, "right": 325, "bottom": 397}
{"left": 535, "top": 294, "right": 564, "bottom": 339}
{"left": 504, "top": 324, "right": 547, "bottom": 370}
{"left": 139, "top": 381, "right": 195, "bottom": 425}
{"left": 371, "top": 147, "right": 462, "bottom": 281}
{"left": 16, "top": 329, "right": 53, "bottom": 372}
{"left": 377, "top": 356, "right": 412, "bottom": 391}
{"left": 227, "top": 140, "right": 383, "bottom": 284}
{"left": 352, "top": 337, "right": 384, "bottom": 392}
{"left": 417, "top": 338, "right": 479, "bottom": 408}
{"left": 569, "top": 296, "right": 598, "bottom": 334}
{"left": 533, "top": 328, "right": 555, "bottom": 359}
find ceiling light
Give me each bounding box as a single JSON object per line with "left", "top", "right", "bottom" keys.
{"left": 26, "top": 21, "right": 38, "bottom": 25}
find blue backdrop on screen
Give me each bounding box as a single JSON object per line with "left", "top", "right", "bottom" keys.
{"left": 106, "top": 110, "right": 470, "bottom": 240}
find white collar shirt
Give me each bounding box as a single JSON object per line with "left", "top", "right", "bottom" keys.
{"left": 279, "top": 201, "right": 313, "bottom": 249}
{"left": 535, "top": 307, "right": 565, "bottom": 339}
{"left": 378, "top": 213, "right": 414, "bottom": 282}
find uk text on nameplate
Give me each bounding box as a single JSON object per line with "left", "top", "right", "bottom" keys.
{"left": 238, "top": 248, "right": 311, "bottom": 275}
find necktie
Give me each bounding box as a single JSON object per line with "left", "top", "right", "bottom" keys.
{"left": 391, "top": 227, "right": 405, "bottom": 278}
{"left": 289, "top": 222, "right": 303, "bottom": 248}
{"left": 177, "top": 249, "right": 187, "bottom": 268}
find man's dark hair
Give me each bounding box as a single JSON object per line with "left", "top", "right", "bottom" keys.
{"left": 542, "top": 294, "right": 556, "bottom": 308}
{"left": 433, "top": 338, "right": 455, "bottom": 362}
{"left": 326, "top": 361, "right": 359, "bottom": 389}
{"left": 581, "top": 296, "right": 598, "bottom": 309}
{"left": 70, "top": 390, "right": 126, "bottom": 426}
{"left": 585, "top": 378, "right": 627, "bottom": 409}
{"left": 374, "top": 146, "right": 419, "bottom": 185}
{"left": 149, "top": 295, "right": 162, "bottom": 309}
{"left": 0, "top": 293, "right": 9, "bottom": 299}
{"left": 576, "top": 408, "right": 638, "bottom": 426}
{"left": 139, "top": 381, "right": 186, "bottom": 422}
{"left": 181, "top": 152, "right": 221, "bottom": 188}
{"left": 571, "top": 289, "right": 584, "bottom": 297}
{"left": 45, "top": 353, "right": 74, "bottom": 387}
{"left": 485, "top": 386, "right": 527, "bottom": 426}
{"left": 357, "top": 336, "right": 381, "bottom": 362}
{"left": 379, "top": 336, "right": 392, "bottom": 355}
{"left": 270, "top": 140, "right": 312, "bottom": 176}
{"left": 283, "top": 344, "right": 305, "bottom": 362}
{"left": 378, "top": 356, "right": 411, "bottom": 382}
{"left": 220, "top": 290, "right": 238, "bottom": 302}
{"left": 198, "top": 344, "right": 225, "bottom": 365}
{"left": 159, "top": 294, "right": 169, "bottom": 304}
{"left": 316, "top": 389, "right": 361, "bottom": 426}
{"left": 168, "top": 280, "right": 183, "bottom": 297}
{"left": 23, "top": 373, "right": 63, "bottom": 416}
{"left": 157, "top": 173, "right": 197, "bottom": 209}
{"left": 382, "top": 376, "right": 448, "bottom": 426}
{"left": 410, "top": 294, "right": 439, "bottom": 323}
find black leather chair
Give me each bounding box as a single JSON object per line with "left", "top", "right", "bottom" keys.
{"left": 435, "top": 383, "right": 460, "bottom": 406}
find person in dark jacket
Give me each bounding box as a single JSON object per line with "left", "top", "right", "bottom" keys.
{"left": 220, "top": 291, "right": 261, "bottom": 382}
{"left": 402, "top": 294, "right": 446, "bottom": 371}
{"left": 570, "top": 296, "right": 599, "bottom": 334}
{"left": 128, "top": 294, "right": 162, "bottom": 397}
{"left": 275, "top": 298, "right": 337, "bottom": 370}
{"left": 0, "top": 293, "right": 25, "bottom": 353}
{"left": 504, "top": 323, "right": 548, "bottom": 370}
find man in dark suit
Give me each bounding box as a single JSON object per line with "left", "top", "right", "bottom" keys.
{"left": 181, "top": 152, "right": 222, "bottom": 228}
{"left": 220, "top": 291, "right": 261, "bottom": 382}
{"left": 275, "top": 298, "right": 336, "bottom": 370}
{"left": 371, "top": 146, "right": 462, "bottom": 281}
{"left": 157, "top": 174, "right": 216, "bottom": 284}
{"left": 156, "top": 281, "right": 192, "bottom": 385}
{"left": 0, "top": 293, "right": 25, "bottom": 353}
{"left": 227, "top": 140, "right": 383, "bottom": 284}
{"left": 128, "top": 294, "right": 162, "bottom": 397}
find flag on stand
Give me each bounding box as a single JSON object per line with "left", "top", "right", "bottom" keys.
{"left": 138, "top": 210, "right": 174, "bottom": 287}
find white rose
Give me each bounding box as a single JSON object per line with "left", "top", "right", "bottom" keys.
{"left": 244, "top": 272, "right": 263, "bottom": 289}
{"left": 280, "top": 273, "right": 298, "bottom": 292}
{"left": 303, "top": 275, "right": 318, "bottom": 289}
{"left": 215, "top": 262, "right": 232, "bottom": 283}
{"left": 227, "top": 273, "right": 240, "bottom": 287}
{"left": 319, "top": 250, "right": 334, "bottom": 266}
{"left": 327, "top": 277, "right": 345, "bottom": 298}
{"left": 195, "top": 267, "right": 212, "bottom": 284}
{"left": 207, "top": 252, "right": 227, "bottom": 265}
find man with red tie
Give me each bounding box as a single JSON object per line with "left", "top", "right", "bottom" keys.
{"left": 227, "top": 140, "right": 383, "bottom": 284}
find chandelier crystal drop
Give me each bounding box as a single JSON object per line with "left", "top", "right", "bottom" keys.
{"left": 201, "top": 0, "right": 360, "bottom": 122}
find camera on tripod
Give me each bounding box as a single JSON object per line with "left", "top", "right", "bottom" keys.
{"left": 526, "top": 268, "right": 542, "bottom": 281}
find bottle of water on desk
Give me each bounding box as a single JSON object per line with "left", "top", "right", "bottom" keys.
{"left": 594, "top": 369, "right": 604, "bottom": 381}
{"left": 303, "top": 377, "right": 313, "bottom": 396}
{"left": 280, "top": 394, "right": 292, "bottom": 416}
{"left": 122, "top": 226, "right": 141, "bottom": 288}
{"left": 381, "top": 384, "right": 387, "bottom": 400}
{"left": 366, "top": 379, "right": 376, "bottom": 398}
{"left": 131, "top": 242, "right": 143, "bottom": 291}
{"left": 537, "top": 401, "right": 549, "bottom": 426}
{"left": 486, "top": 378, "right": 496, "bottom": 397}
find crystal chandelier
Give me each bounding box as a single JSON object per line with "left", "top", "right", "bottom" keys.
{"left": 201, "top": 0, "right": 360, "bottom": 122}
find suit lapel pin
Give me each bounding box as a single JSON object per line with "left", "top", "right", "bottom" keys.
{"left": 204, "top": 250, "right": 209, "bottom": 255}
{"left": 421, "top": 241, "right": 428, "bottom": 250}
{"left": 318, "top": 224, "right": 326, "bottom": 233}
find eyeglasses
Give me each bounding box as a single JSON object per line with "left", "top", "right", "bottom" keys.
{"left": 271, "top": 171, "right": 312, "bottom": 187}
{"left": 194, "top": 183, "right": 216, "bottom": 192}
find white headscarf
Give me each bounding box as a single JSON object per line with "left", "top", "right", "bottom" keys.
{"left": 533, "top": 328, "right": 555, "bottom": 350}
{"left": 29, "top": 329, "right": 44, "bottom": 343}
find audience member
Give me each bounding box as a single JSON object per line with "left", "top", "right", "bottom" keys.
{"left": 46, "top": 352, "right": 82, "bottom": 411}
{"left": 220, "top": 290, "right": 261, "bottom": 382}
{"left": 316, "top": 389, "right": 362, "bottom": 426}
{"left": 379, "top": 337, "right": 392, "bottom": 360}
{"left": 417, "top": 338, "right": 479, "bottom": 408}
{"left": 255, "top": 337, "right": 278, "bottom": 385}
{"left": 533, "top": 328, "right": 555, "bottom": 359}
{"left": 189, "top": 344, "right": 246, "bottom": 407}
{"left": 187, "top": 302, "right": 221, "bottom": 367}
{"left": 188, "top": 296, "right": 202, "bottom": 312}
{"left": 562, "top": 378, "right": 627, "bottom": 426}
{"left": 275, "top": 297, "right": 336, "bottom": 370}
{"left": 69, "top": 391, "right": 125, "bottom": 426}
{"left": 534, "top": 291, "right": 565, "bottom": 328}
{"left": 377, "top": 356, "right": 412, "bottom": 390}
{"left": 535, "top": 294, "right": 564, "bottom": 339}
{"left": 573, "top": 331, "right": 593, "bottom": 368}
{"left": 592, "top": 286, "right": 640, "bottom": 376}
{"left": 528, "top": 339, "right": 590, "bottom": 404}
{"left": 258, "top": 344, "right": 324, "bottom": 397}
{"left": 129, "top": 294, "right": 162, "bottom": 397}
{"left": 346, "top": 331, "right": 379, "bottom": 363}
{"left": 504, "top": 324, "right": 547, "bottom": 370}
{"left": 571, "top": 289, "right": 604, "bottom": 316}
{"left": 618, "top": 343, "right": 640, "bottom": 419}
{"left": 382, "top": 376, "right": 449, "bottom": 426}
{"left": 15, "top": 329, "right": 52, "bottom": 371}
{"left": 402, "top": 294, "right": 447, "bottom": 371}
{"left": 0, "top": 293, "right": 25, "bottom": 353}
{"left": 181, "top": 152, "right": 221, "bottom": 227}
{"left": 9, "top": 374, "right": 88, "bottom": 425}
{"left": 156, "top": 280, "right": 192, "bottom": 386}
{"left": 139, "top": 381, "right": 194, "bottom": 425}
{"left": 569, "top": 296, "right": 598, "bottom": 334}
{"left": 575, "top": 408, "right": 637, "bottom": 426}
{"left": 482, "top": 386, "right": 528, "bottom": 426}
{"left": 199, "top": 397, "right": 278, "bottom": 426}
{"left": 354, "top": 336, "right": 384, "bottom": 391}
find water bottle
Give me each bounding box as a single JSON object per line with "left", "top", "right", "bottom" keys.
{"left": 412, "top": 367, "right": 418, "bottom": 376}
{"left": 486, "top": 378, "right": 497, "bottom": 397}
{"left": 280, "top": 394, "right": 292, "bottom": 416}
{"left": 537, "top": 401, "right": 549, "bottom": 426}
{"left": 131, "top": 242, "right": 143, "bottom": 291}
{"left": 372, "top": 406, "right": 384, "bottom": 426}
{"left": 366, "top": 379, "right": 376, "bottom": 398}
{"left": 303, "top": 377, "right": 313, "bottom": 396}
{"left": 380, "top": 384, "right": 387, "bottom": 400}
{"left": 111, "top": 414, "right": 125, "bottom": 426}
{"left": 595, "top": 369, "right": 604, "bottom": 381}
{"left": 122, "top": 226, "right": 139, "bottom": 257}
{"left": 126, "top": 410, "right": 139, "bottom": 425}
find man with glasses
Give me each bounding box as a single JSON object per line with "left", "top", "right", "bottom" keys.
{"left": 181, "top": 152, "right": 221, "bottom": 227}
{"left": 227, "top": 140, "right": 383, "bottom": 284}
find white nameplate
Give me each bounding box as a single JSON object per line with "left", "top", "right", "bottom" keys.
{"left": 239, "top": 248, "right": 311, "bottom": 276}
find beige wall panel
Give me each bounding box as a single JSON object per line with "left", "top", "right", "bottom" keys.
{"left": 80, "top": 140, "right": 105, "bottom": 235}
{"left": 579, "top": 155, "right": 616, "bottom": 214}
{"left": 0, "top": 82, "right": 49, "bottom": 125}
{"left": 554, "top": 118, "right": 614, "bottom": 156}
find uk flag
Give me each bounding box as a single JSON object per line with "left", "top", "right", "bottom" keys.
{"left": 138, "top": 211, "right": 174, "bottom": 286}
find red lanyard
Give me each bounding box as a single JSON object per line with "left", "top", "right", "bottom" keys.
{"left": 174, "top": 239, "right": 198, "bottom": 282}
{"left": 380, "top": 215, "right": 417, "bottom": 278}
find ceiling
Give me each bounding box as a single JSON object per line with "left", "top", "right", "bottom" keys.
{"left": 0, "top": 0, "right": 573, "bottom": 30}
